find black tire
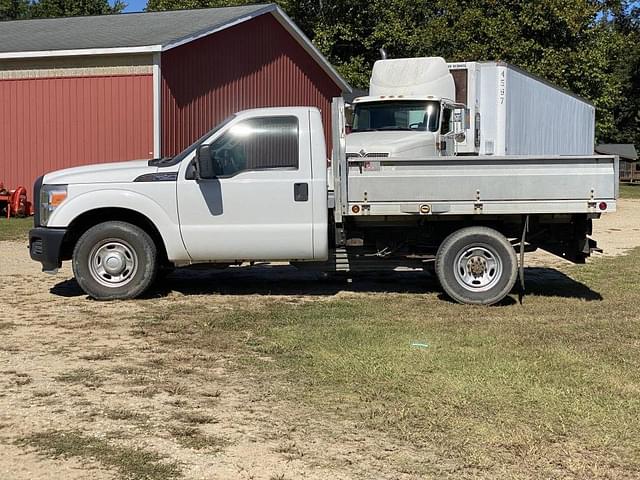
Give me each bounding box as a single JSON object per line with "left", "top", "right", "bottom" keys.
{"left": 435, "top": 226, "right": 518, "bottom": 305}
{"left": 72, "top": 221, "right": 158, "bottom": 300}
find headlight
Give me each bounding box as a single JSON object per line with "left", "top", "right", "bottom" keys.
{"left": 40, "top": 184, "right": 67, "bottom": 226}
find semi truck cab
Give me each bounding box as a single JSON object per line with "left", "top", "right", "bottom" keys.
{"left": 348, "top": 96, "right": 460, "bottom": 158}
{"left": 346, "top": 57, "right": 464, "bottom": 159}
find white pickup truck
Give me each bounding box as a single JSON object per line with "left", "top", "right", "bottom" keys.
{"left": 29, "top": 99, "right": 618, "bottom": 305}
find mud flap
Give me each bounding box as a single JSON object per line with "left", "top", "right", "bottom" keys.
{"left": 585, "top": 237, "right": 602, "bottom": 255}
{"left": 518, "top": 215, "right": 529, "bottom": 305}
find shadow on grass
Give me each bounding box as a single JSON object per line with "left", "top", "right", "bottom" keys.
{"left": 50, "top": 264, "right": 602, "bottom": 302}
{"left": 524, "top": 267, "right": 602, "bottom": 301}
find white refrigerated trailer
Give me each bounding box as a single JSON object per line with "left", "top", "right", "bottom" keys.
{"left": 29, "top": 99, "right": 618, "bottom": 305}
{"left": 447, "top": 61, "right": 595, "bottom": 156}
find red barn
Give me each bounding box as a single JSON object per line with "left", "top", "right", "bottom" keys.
{"left": 0, "top": 5, "right": 350, "bottom": 190}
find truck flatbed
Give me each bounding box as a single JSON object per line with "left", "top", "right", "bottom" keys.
{"left": 343, "top": 155, "right": 617, "bottom": 216}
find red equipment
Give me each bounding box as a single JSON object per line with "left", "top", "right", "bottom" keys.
{"left": 10, "top": 186, "right": 28, "bottom": 217}
{"left": 0, "top": 184, "right": 30, "bottom": 218}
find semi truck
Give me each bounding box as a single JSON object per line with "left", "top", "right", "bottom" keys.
{"left": 346, "top": 57, "right": 595, "bottom": 159}
{"left": 29, "top": 99, "right": 618, "bottom": 305}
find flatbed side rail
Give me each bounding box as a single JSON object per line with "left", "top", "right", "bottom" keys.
{"left": 343, "top": 154, "right": 618, "bottom": 216}
{"left": 345, "top": 154, "right": 619, "bottom": 163}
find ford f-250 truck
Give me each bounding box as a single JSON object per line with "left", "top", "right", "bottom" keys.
{"left": 29, "top": 99, "right": 618, "bottom": 305}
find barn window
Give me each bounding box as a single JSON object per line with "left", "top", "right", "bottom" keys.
{"left": 208, "top": 116, "right": 299, "bottom": 177}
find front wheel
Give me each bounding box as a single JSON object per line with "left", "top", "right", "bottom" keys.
{"left": 72, "top": 221, "right": 158, "bottom": 300}
{"left": 435, "top": 226, "right": 518, "bottom": 305}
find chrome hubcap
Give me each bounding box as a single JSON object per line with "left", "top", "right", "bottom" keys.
{"left": 454, "top": 245, "right": 502, "bottom": 292}
{"left": 88, "top": 239, "right": 138, "bottom": 288}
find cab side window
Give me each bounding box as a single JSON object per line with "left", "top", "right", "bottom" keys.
{"left": 208, "top": 116, "right": 299, "bottom": 177}
{"left": 440, "top": 107, "right": 452, "bottom": 135}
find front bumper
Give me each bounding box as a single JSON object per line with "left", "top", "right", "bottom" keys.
{"left": 29, "top": 227, "right": 67, "bottom": 272}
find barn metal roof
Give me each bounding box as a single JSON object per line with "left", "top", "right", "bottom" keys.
{"left": 0, "top": 4, "right": 351, "bottom": 91}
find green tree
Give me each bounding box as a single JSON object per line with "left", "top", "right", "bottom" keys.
{"left": 0, "top": 0, "right": 31, "bottom": 20}
{"left": 146, "top": 0, "right": 256, "bottom": 11}
{"left": 29, "top": 0, "right": 125, "bottom": 18}
{"left": 605, "top": 1, "right": 640, "bottom": 147}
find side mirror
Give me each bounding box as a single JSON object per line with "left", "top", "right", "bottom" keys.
{"left": 452, "top": 107, "right": 469, "bottom": 143}
{"left": 453, "top": 107, "right": 469, "bottom": 130}
{"left": 195, "top": 144, "right": 216, "bottom": 179}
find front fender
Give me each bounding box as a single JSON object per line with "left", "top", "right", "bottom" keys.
{"left": 47, "top": 184, "right": 189, "bottom": 261}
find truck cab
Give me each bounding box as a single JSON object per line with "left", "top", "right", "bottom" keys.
{"left": 346, "top": 57, "right": 461, "bottom": 159}
{"left": 29, "top": 107, "right": 329, "bottom": 300}
{"left": 348, "top": 95, "right": 458, "bottom": 158}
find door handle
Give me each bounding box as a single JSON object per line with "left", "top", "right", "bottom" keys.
{"left": 294, "top": 183, "right": 308, "bottom": 202}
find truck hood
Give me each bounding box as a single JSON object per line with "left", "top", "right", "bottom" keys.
{"left": 43, "top": 159, "right": 157, "bottom": 185}
{"left": 346, "top": 131, "right": 437, "bottom": 157}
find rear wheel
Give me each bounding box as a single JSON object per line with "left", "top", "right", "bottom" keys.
{"left": 72, "top": 221, "right": 158, "bottom": 300}
{"left": 435, "top": 226, "right": 517, "bottom": 305}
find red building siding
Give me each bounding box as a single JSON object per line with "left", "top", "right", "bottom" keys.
{"left": 161, "top": 14, "right": 341, "bottom": 156}
{"left": 0, "top": 74, "right": 153, "bottom": 190}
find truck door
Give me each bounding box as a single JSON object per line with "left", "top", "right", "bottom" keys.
{"left": 439, "top": 106, "right": 455, "bottom": 155}
{"left": 176, "top": 111, "right": 315, "bottom": 261}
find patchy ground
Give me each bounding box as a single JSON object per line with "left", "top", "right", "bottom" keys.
{"left": 1, "top": 200, "right": 639, "bottom": 480}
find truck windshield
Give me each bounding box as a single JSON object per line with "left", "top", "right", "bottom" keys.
{"left": 171, "top": 115, "right": 235, "bottom": 164}
{"left": 352, "top": 100, "right": 440, "bottom": 132}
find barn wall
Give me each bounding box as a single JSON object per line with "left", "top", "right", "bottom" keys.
{"left": 0, "top": 74, "right": 153, "bottom": 189}
{"left": 160, "top": 14, "right": 342, "bottom": 156}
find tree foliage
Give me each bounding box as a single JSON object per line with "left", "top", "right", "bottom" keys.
{"left": 0, "top": 0, "right": 30, "bottom": 20}
{"left": 30, "top": 0, "right": 125, "bottom": 17}
{"left": 1, "top": 0, "right": 124, "bottom": 20}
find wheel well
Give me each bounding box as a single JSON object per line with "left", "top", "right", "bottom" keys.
{"left": 61, "top": 208, "right": 169, "bottom": 265}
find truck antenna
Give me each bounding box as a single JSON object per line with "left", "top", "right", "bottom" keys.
{"left": 379, "top": 48, "right": 387, "bottom": 60}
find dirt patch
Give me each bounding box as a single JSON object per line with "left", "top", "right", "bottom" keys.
{"left": 0, "top": 246, "right": 418, "bottom": 479}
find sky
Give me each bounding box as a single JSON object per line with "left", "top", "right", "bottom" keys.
{"left": 120, "top": 0, "right": 147, "bottom": 12}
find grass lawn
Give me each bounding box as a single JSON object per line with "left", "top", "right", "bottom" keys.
{"left": 0, "top": 216, "right": 32, "bottom": 242}
{"left": 620, "top": 182, "right": 640, "bottom": 199}
{"left": 132, "top": 248, "right": 640, "bottom": 478}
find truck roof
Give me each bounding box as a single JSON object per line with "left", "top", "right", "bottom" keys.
{"left": 352, "top": 95, "right": 447, "bottom": 104}
{"left": 369, "top": 57, "right": 455, "bottom": 100}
